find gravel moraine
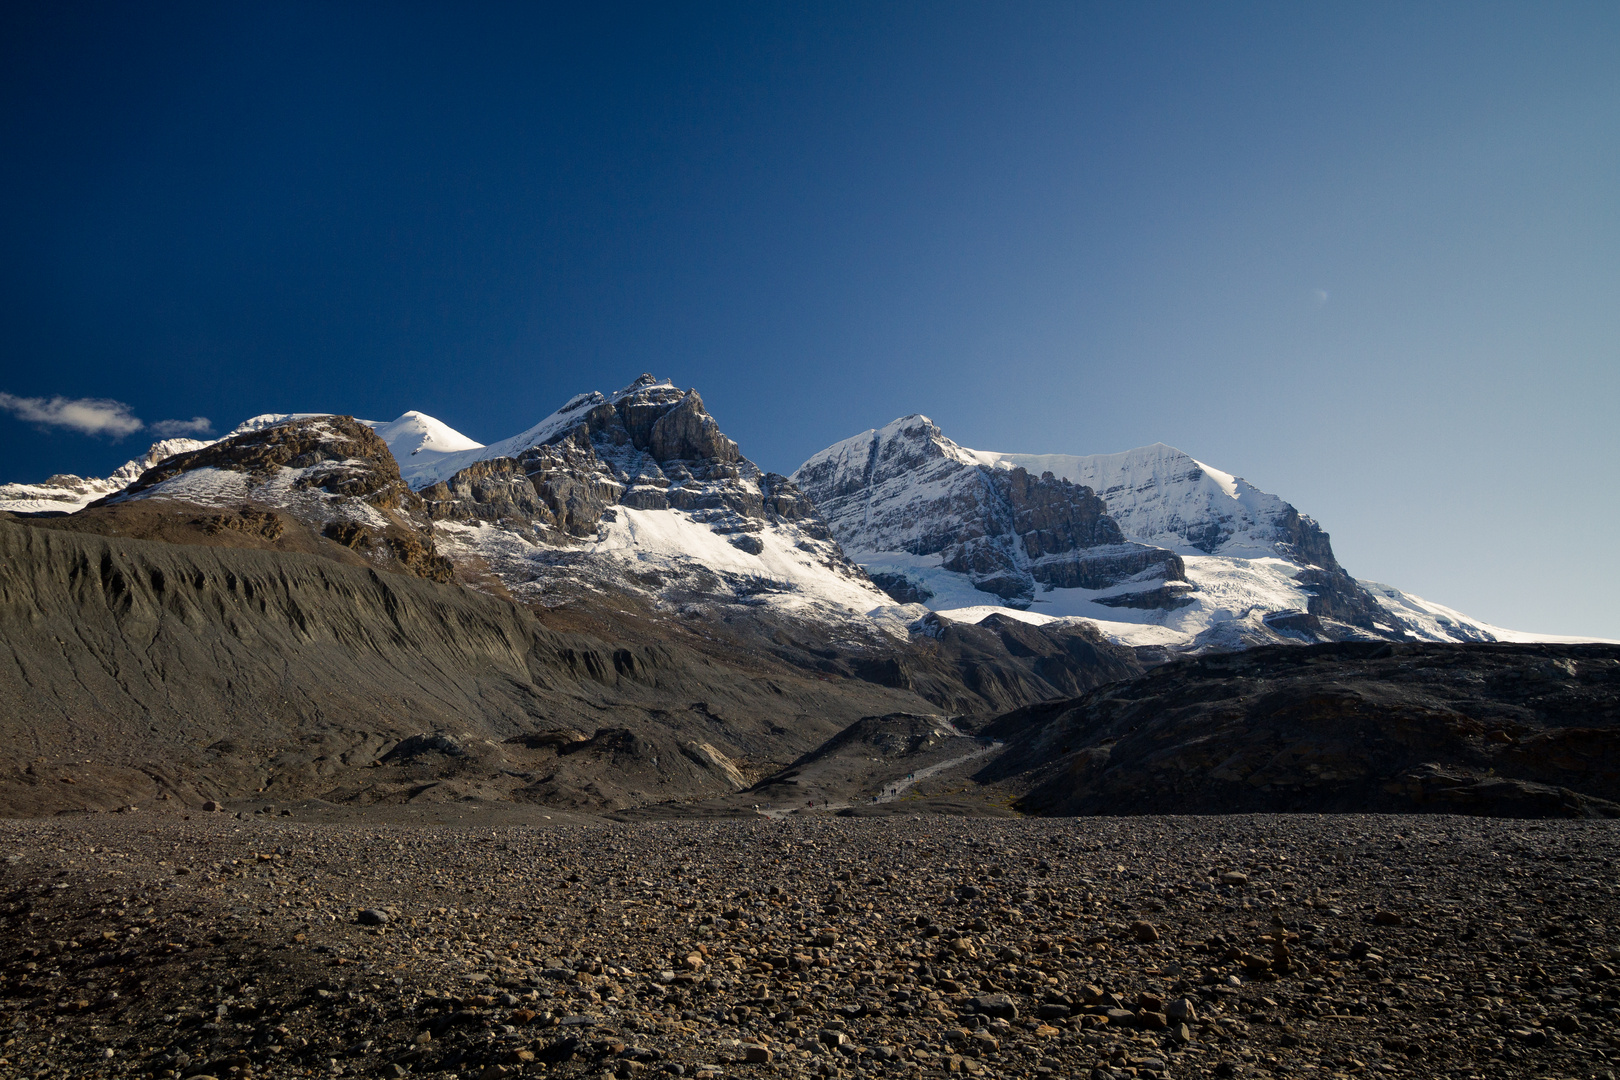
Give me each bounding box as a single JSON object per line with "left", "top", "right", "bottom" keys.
{"left": 2, "top": 811, "right": 1618, "bottom": 1080}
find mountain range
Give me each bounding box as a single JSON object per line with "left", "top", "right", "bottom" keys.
{"left": 4, "top": 373, "right": 1566, "bottom": 652}
{"left": 1, "top": 374, "right": 1608, "bottom": 818}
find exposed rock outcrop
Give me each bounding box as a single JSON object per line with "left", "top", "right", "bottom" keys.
{"left": 424, "top": 380, "right": 825, "bottom": 542}
{"left": 100, "top": 415, "right": 454, "bottom": 582}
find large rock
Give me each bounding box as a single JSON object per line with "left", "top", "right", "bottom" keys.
{"left": 649, "top": 390, "right": 739, "bottom": 464}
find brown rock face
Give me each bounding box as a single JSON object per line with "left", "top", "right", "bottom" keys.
{"left": 649, "top": 390, "right": 740, "bottom": 464}
{"left": 993, "top": 466, "right": 1123, "bottom": 557}
{"left": 107, "top": 416, "right": 454, "bottom": 582}
{"left": 419, "top": 458, "right": 551, "bottom": 530}
{"left": 120, "top": 416, "right": 413, "bottom": 508}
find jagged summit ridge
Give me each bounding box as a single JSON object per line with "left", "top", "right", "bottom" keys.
{"left": 379, "top": 374, "right": 690, "bottom": 489}
{"left": 386, "top": 376, "right": 900, "bottom": 622}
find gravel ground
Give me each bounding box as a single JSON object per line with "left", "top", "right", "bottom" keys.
{"left": 2, "top": 809, "right": 1618, "bottom": 1080}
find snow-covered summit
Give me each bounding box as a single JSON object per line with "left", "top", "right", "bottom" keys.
{"left": 795, "top": 415, "right": 1481, "bottom": 652}
{"left": 366, "top": 411, "right": 484, "bottom": 460}
{"left": 376, "top": 374, "right": 681, "bottom": 489}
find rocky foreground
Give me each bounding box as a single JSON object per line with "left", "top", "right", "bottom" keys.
{"left": 2, "top": 810, "right": 1618, "bottom": 1080}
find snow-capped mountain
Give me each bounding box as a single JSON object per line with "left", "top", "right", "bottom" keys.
{"left": 4, "top": 386, "right": 1592, "bottom": 653}
{"left": 0, "top": 437, "right": 213, "bottom": 514}
{"left": 372, "top": 375, "right": 904, "bottom": 626}
{"left": 794, "top": 415, "right": 1527, "bottom": 651}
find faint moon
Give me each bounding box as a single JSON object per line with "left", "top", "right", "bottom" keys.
{"left": 1313, "top": 289, "right": 1329, "bottom": 306}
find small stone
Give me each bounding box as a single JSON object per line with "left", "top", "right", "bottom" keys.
{"left": 1552, "top": 1014, "right": 1582, "bottom": 1034}
{"left": 969, "top": 994, "right": 1018, "bottom": 1020}
{"left": 1219, "top": 872, "right": 1248, "bottom": 886}
{"left": 357, "top": 908, "right": 389, "bottom": 926}
{"left": 202, "top": 800, "right": 224, "bottom": 812}
{"left": 1130, "top": 921, "right": 1160, "bottom": 943}
{"left": 743, "top": 1046, "right": 773, "bottom": 1064}
{"left": 1372, "top": 910, "right": 1403, "bottom": 926}
{"left": 1272, "top": 936, "right": 1292, "bottom": 974}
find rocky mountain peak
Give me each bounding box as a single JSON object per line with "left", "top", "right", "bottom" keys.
{"left": 103, "top": 415, "right": 452, "bottom": 581}
{"left": 400, "top": 378, "right": 892, "bottom": 620}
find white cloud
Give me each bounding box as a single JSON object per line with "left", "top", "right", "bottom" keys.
{"left": 0, "top": 392, "right": 144, "bottom": 437}
{"left": 151, "top": 416, "right": 214, "bottom": 437}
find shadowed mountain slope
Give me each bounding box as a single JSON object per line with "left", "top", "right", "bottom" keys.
{"left": 974, "top": 641, "right": 1620, "bottom": 817}
{"left": 0, "top": 519, "right": 947, "bottom": 816}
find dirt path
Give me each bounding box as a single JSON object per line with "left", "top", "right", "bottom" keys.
{"left": 874, "top": 738, "right": 1002, "bottom": 803}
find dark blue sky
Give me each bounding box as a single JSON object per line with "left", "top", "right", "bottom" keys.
{"left": 2, "top": 2, "right": 1616, "bottom": 636}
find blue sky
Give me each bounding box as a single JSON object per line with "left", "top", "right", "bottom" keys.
{"left": 2, "top": 2, "right": 1616, "bottom": 637}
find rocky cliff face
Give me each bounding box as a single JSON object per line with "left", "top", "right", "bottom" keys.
{"left": 791, "top": 415, "right": 1184, "bottom": 607}
{"left": 981, "top": 442, "right": 1395, "bottom": 635}
{"left": 102, "top": 415, "right": 453, "bottom": 582}
{"left": 400, "top": 376, "right": 885, "bottom": 622}
{"left": 422, "top": 377, "right": 811, "bottom": 536}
